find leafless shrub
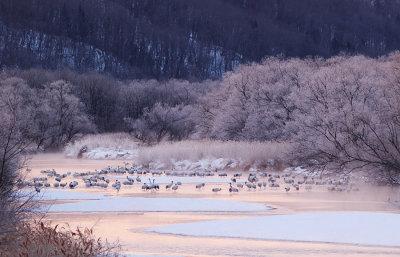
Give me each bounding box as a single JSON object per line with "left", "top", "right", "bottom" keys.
{"left": 0, "top": 221, "right": 122, "bottom": 257}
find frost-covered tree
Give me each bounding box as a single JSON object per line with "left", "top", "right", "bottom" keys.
{"left": 291, "top": 54, "right": 400, "bottom": 183}
{"left": 125, "top": 103, "right": 194, "bottom": 143}
{"left": 194, "top": 53, "right": 400, "bottom": 183}
{"left": 194, "top": 89, "right": 222, "bottom": 138}
{"left": 36, "top": 80, "right": 95, "bottom": 148}
{"left": 196, "top": 57, "right": 309, "bottom": 141}
{"left": 211, "top": 66, "right": 251, "bottom": 140}
{"left": 0, "top": 78, "right": 36, "bottom": 234}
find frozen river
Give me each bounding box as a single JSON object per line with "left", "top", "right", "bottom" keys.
{"left": 26, "top": 153, "right": 400, "bottom": 257}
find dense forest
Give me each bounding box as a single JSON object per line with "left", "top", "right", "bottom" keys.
{"left": 1, "top": 0, "right": 400, "bottom": 79}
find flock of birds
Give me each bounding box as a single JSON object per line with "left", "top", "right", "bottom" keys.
{"left": 19, "top": 165, "right": 360, "bottom": 194}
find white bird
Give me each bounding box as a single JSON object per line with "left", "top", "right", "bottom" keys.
{"left": 69, "top": 181, "right": 78, "bottom": 189}
{"left": 285, "top": 186, "right": 290, "bottom": 192}
{"left": 269, "top": 182, "right": 280, "bottom": 188}
{"left": 112, "top": 181, "right": 121, "bottom": 191}
{"left": 245, "top": 182, "right": 252, "bottom": 190}
{"left": 259, "top": 172, "right": 268, "bottom": 177}
{"left": 229, "top": 187, "right": 239, "bottom": 192}
{"left": 262, "top": 181, "right": 267, "bottom": 188}
{"left": 149, "top": 179, "right": 159, "bottom": 190}
{"left": 305, "top": 179, "right": 314, "bottom": 184}
{"left": 196, "top": 183, "right": 205, "bottom": 189}
{"left": 142, "top": 183, "right": 149, "bottom": 190}
{"left": 284, "top": 178, "right": 294, "bottom": 184}
{"left": 327, "top": 185, "right": 335, "bottom": 191}
{"left": 166, "top": 181, "right": 174, "bottom": 189}
{"left": 248, "top": 175, "right": 258, "bottom": 183}
{"left": 229, "top": 183, "right": 239, "bottom": 192}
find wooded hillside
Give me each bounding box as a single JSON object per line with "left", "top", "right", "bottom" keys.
{"left": 1, "top": 0, "right": 399, "bottom": 79}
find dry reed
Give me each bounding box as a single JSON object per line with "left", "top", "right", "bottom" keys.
{"left": 138, "top": 140, "right": 292, "bottom": 170}
{"left": 0, "top": 221, "right": 122, "bottom": 257}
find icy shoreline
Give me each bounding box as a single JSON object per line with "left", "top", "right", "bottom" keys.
{"left": 148, "top": 212, "right": 400, "bottom": 247}
{"left": 45, "top": 195, "right": 272, "bottom": 212}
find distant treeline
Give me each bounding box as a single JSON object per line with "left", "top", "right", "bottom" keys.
{"left": 0, "top": 68, "right": 215, "bottom": 149}
{"left": 1, "top": 0, "right": 400, "bottom": 79}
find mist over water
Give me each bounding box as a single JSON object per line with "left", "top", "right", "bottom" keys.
{"left": 26, "top": 153, "right": 400, "bottom": 257}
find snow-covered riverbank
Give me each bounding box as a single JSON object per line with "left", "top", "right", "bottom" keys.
{"left": 149, "top": 212, "right": 400, "bottom": 247}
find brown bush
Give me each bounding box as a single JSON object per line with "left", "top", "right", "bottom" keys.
{"left": 0, "top": 221, "right": 122, "bottom": 257}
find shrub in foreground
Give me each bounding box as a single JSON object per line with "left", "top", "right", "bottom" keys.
{"left": 0, "top": 221, "right": 122, "bottom": 257}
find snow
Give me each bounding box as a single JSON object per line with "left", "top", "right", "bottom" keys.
{"left": 148, "top": 212, "right": 400, "bottom": 247}
{"left": 46, "top": 197, "right": 271, "bottom": 212}
{"left": 83, "top": 148, "right": 137, "bottom": 160}
{"left": 19, "top": 189, "right": 108, "bottom": 201}
{"left": 172, "top": 160, "right": 194, "bottom": 170}
{"left": 149, "top": 158, "right": 240, "bottom": 171}
{"left": 211, "top": 158, "right": 234, "bottom": 170}
{"left": 184, "top": 158, "right": 239, "bottom": 170}
{"left": 64, "top": 146, "right": 270, "bottom": 171}
{"left": 65, "top": 147, "right": 137, "bottom": 160}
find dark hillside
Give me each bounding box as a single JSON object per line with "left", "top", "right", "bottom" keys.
{"left": 1, "top": 0, "right": 399, "bottom": 79}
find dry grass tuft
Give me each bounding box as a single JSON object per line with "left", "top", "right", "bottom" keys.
{"left": 0, "top": 220, "right": 122, "bottom": 257}
{"left": 63, "top": 133, "right": 292, "bottom": 170}
{"left": 138, "top": 140, "right": 292, "bottom": 170}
